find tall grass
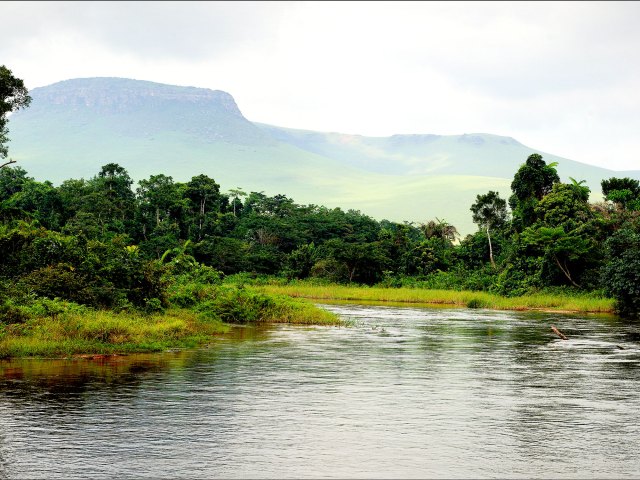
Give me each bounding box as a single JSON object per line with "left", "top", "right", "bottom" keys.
{"left": 0, "top": 284, "right": 341, "bottom": 358}
{"left": 255, "top": 283, "right": 615, "bottom": 314}
{"left": 0, "top": 308, "right": 229, "bottom": 359}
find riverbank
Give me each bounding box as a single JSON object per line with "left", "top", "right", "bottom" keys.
{"left": 254, "top": 283, "right": 616, "bottom": 314}
{"left": 0, "top": 288, "right": 340, "bottom": 359}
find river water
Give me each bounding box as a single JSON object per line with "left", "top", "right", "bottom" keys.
{"left": 1, "top": 303, "right": 639, "bottom": 479}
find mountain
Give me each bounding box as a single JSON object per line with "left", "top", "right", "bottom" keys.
{"left": 6, "top": 77, "right": 640, "bottom": 235}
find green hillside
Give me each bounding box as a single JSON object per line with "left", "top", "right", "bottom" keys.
{"left": 6, "top": 77, "right": 638, "bottom": 235}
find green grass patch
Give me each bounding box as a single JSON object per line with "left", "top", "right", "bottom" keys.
{"left": 0, "top": 308, "right": 230, "bottom": 359}
{"left": 0, "top": 283, "right": 340, "bottom": 359}
{"left": 254, "top": 282, "right": 615, "bottom": 314}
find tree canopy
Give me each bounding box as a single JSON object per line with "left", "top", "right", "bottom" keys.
{"left": 0, "top": 66, "right": 31, "bottom": 164}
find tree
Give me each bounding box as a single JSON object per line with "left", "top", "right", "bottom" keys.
{"left": 602, "top": 219, "right": 640, "bottom": 319}
{"left": 135, "top": 174, "right": 187, "bottom": 256}
{"left": 421, "top": 218, "right": 459, "bottom": 243}
{"left": 601, "top": 177, "right": 640, "bottom": 211}
{"left": 185, "top": 174, "right": 223, "bottom": 241}
{"left": 314, "top": 238, "right": 388, "bottom": 284}
{"left": 509, "top": 154, "right": 560, "bottom": 230}
{"left": 520, "top": 183, "right": 602, "bottom": 288}
{"left": 1, "top": 66, "right": 31, "bottom": 165}
{"left": 91, "top": 163, "right": 136, "bottom": 235}
{"left": 228, "top": 187, "right": 247, "bottom": 217}
{"left": 470, "top": 191, "right": 508, "bottom": 267}
{"left": 568, "top": 177, "right": 590, "bottom": 202}
{"left": 0, "top": 166, "right": 30, "bottom": 200}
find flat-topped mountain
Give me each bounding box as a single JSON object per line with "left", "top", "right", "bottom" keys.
{"left": 7, "top": 77, "right": 639, "bottom": 234}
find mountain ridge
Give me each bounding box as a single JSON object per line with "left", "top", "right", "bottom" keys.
{"left": 7, "top": 77, "right": 639, "bottom": 235}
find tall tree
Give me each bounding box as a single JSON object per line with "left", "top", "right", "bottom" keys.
{"left": 509, "top": 154, "right": 559, "bottom": 230}
{"left": 227, "top": 187, "right": 247, "bottom": 217}
{"left": 91, "top": 163, "right": 136, "bottom": 235}
{"left": 470, "top": 191, "right": 509, "bottom": 267}
{"left": 0, "top": 66, "right": 31, "bottom": 166}
{"left": 520, "top": 183, "right": 601, "bottom": 288}
{"left": 185, "top": 174, "right": 222, "bottom": 241}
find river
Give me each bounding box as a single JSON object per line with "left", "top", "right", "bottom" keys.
{"left": 1, "top": 303, "right": 639, "bottom": 479}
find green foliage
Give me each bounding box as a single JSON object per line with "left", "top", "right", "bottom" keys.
{"left": 0, "top": 65, "right": 31, "bottom": 160}
{"left": 518, "top": 183, "right": 605, "bottom": 288}
{"left": 602, "top": 219, "right": 640, "bottom": 319}
{"left": 470, "top": 191, "right": 509, "bottom": 231}
{"left": 0, "top": 301, "right": 30, "bottom": 324}
{"left": 284, "top": 242, "right": 317, "bottom": 279}
{"left": 1, "top": 149, "right": 637, "bottom": 338}
{"left": 196, "top": 287, "right": 274, "bottom": 324}
{"left": 509, "top": 154, "right": 560, "bottom": 230}
{"left": 467, "top": 297, "right": 490, "bottom": 309}
{"left": 601, "top": 177, "right": 640, "bottom": 211}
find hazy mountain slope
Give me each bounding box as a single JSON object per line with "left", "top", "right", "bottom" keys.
{"left": 256, "top": 123, "right": 631, "bottom": 192}
{"left": 6, "top": 77, "right": 638, "bottom": 235}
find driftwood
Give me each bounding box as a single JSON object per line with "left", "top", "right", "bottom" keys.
{"left": 551, "top": 325, "right": 568, "bottom": 340}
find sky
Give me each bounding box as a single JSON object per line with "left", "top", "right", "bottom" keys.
{"left": 1, "top": 0, "right": 639, "bottom": 171}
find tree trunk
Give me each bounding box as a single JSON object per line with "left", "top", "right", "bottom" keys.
{"left": 554, "top": 255, "right": 580, "bottom": 288}
{"left": 349, "top": 266, "right": 356, "bottom": 282}
{"left": 487, "top": 227, "right": 495, "bottom": 268}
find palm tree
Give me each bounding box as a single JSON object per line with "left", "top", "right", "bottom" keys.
{"left": 568, "top": 177, "right": 590, "bottom": 202}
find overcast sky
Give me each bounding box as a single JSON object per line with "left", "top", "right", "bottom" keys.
{"left": 1, "top": 1, "right": 639, "bottom": 171}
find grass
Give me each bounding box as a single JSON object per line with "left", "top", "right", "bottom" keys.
{"left": 0, "top": 288, "right": 341, "bottom": 359}
{"left": 0, "top": 308, "right": 229, "bottom": 359}
{"left": 1, "top": 279, "right": 613, "bottom": 359}
{"left": 254, "top": 283, "right": 616, "bottom": 314}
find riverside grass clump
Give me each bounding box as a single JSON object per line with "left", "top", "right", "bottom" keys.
{"left": 0, "top": 281, "right": 340, "bottom": 359}
{"left": 169, "top": 279, "right": 340, "bottom": 326}
{"left": 0, "top": 306, "right": 229, "bottom": 359}
{"left": 254, "top": 281, "right": 615, "bottom": 314}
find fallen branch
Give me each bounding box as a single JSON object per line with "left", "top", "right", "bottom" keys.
{"left": 551, "top": 325, "right": 568, "bottom": 340}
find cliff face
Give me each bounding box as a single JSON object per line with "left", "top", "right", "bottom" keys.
{"left": 29, "top": 77, "right": 242, "bottom": 113}
{"left": 21, "top": 77, "right": 272, "bottom": 145}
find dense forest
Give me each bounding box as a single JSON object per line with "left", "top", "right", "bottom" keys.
{"left": 0, "top": 155, "right": 638, "bottom": 319}
{"left": 1, "top": 66, "right": 639, "bottom": 323}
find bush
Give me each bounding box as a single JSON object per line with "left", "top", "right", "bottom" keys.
{"left": 467, "top": 298, "right": 490, "bottom": 309}
{"left": 196, "top": 287, "right": 275, "bottom": 324}
{"left": 0, "top": 302, "right": 30, "bottom": 324}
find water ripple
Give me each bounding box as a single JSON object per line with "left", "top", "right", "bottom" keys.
{"left": 1, "top": 305, "right": 639, "bottom": 479}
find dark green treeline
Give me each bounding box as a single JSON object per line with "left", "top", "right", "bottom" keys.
{"left": 1, "top": 155, "right": 639, "bottom": 319}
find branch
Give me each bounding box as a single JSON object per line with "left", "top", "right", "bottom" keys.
{"left": 553, "top": 255, "right": 580, "bottom": 288}
{"left": 0, "top": 158, "right": 16, "bottom": 169}
{"left": 551, "top": 325, "right": 568, "bottom": 340}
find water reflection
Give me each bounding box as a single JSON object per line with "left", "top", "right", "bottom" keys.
{"left": 1, "top": 305, "right": 639, "bottom": 479}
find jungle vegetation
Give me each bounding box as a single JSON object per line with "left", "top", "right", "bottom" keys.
{"left": 1, "top": 65, "right": 639, "bottom": 340}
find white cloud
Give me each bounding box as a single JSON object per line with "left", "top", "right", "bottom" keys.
{"left": 1, "top": 0, "right": 639, "bottom": 171}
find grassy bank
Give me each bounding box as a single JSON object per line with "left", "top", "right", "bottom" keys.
{"left": 0, "top": 286, "right": 340, "bottom": 359}
{"left": 0, "top": 308, "right": 229, "bottom": 359}
{"left": 254, "top": 283, "right": 616, "bottom": 314}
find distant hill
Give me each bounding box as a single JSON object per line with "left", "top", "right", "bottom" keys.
{"left": 7, "top": 77, "right": 639, "bottom": 235}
